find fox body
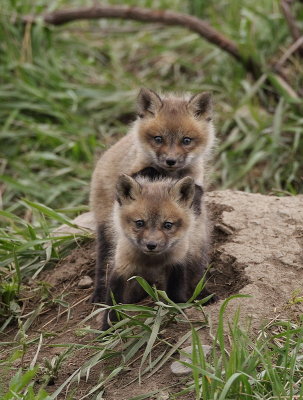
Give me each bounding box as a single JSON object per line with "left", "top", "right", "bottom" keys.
{"left": 90, "top": 89, "right": 215, "bottom": 302}
{"left": 101, "top": 175, "right": 211, "bottom": 330}
{"left": 90, "top": 88, "right": 214, "bottom": 224}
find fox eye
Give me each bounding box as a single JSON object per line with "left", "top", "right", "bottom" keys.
{"left": 154, "top": 136, "right": 163, "bottom": 144}
{"left": 163, "top": 221, "right": 173, "bottom": 230}
{"left": 135, "top": 220, "right": 145, "bottom": 228}
{"left": 182, "top": 137, "right": 192, "bottom": 145}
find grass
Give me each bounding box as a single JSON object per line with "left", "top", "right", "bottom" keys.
{"left": 1, "top": 284, "right": 302, "bottom": 399}
{"left": 0, "top": 0, "right": 303, "bottom": 398}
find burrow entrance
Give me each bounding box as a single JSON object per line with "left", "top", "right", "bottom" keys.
{"left": 206, "top": 201, "right": 250, "bottom": 299}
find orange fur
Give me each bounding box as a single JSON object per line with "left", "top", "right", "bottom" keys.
{"left": 90, "top": 89, "right": 215, "bottom": 225}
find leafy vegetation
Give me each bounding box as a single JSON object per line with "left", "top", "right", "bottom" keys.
{"left": 0, "top": 0, "right": 302, "bottom": 398}
{"left": 1, "top": 283, "right": 303, "bottom": 399}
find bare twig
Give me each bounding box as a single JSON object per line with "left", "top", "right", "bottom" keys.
{"left": 40, "top": 294, "right": 90, "bottom": 330}
{"left": 275, "top": 36, "right": 303, "bottom": 69}
{"left": 280, "top": 0, "right": 303, "bottom": 56}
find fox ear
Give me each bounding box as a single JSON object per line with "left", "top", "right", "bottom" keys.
{"left": 116, "top": 174, "right": 141, "bottom": 205}
{"left": 187, "top": 92, "right": 213, "bottom": 121}
{"left": 137, "top": 88, "right": 162, "bottom": 118}
{"left": 170, "top": 176, "right": 195, "bottom": 207}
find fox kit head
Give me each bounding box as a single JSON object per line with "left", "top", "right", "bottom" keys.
{"left": 115, "top": 174, "right": 195, "bottom": 255}
{"left": 135, "top": 88, "right": 214, "bottom": 171}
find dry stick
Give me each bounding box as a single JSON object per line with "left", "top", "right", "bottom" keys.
{"left": 275, "top": 36, "right": 303, "bottom": 69}
{"left": 280, "top": 0, "right": 303, "bottom": 56}
{"left": 40, "top": 294, "right": 90, "bottom": 330}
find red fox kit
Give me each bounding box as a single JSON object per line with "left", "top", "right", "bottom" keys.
{"left": 90, "top": 89, "right": 214, "bottom": 302}
{"left": 101, "top": 174, "right": 211, "bottom": 330}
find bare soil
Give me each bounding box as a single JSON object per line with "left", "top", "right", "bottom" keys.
{"left": 1, "top": 190, "right": 303, "bottom": 399}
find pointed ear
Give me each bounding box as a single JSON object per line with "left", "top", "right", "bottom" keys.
{"left": 137, "top": 88, "right": 162, "bottom": 118}
{"left": 187, "top": 92, "right": 213, "bottom": 121}
{"left": 116, "top": 174, "right": 141, "bottom": 205}
{"left": 170, "top": 177, "right": 195, "bottom": 207}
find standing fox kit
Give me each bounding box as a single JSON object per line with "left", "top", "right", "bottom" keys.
{"left": 101, "top": 175, "right": 210, "bottom": 330}
{"left": 90, "top": 88, "right": 215, "bottom": 302}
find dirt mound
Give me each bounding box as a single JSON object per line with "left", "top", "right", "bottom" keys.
{"left": 206, "top": 190, "right": 303, "bottom": 327}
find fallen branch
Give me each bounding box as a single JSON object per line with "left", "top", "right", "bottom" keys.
{"left": 23, "top": 5, "right": 259, "bottom": 76}
{"left": 275, "top": 36, "right": 303, "bottom": 69}
{"left": 280, "top": 0, "right": 303, "bottom": 56}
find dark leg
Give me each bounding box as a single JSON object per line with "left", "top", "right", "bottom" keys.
{"left": 102, "top": 273, "right": 147, "bottom": 330}
{"left": 166, "top": 265, "right": 188, "bottom": 303}
{"left": 123, "top": 279, "right": 147, "bottom": 304}
{"left": 186, "top": 256, "right": 217, "bottom": 304}
{"left": 91, "top": 224, "right": 112, "bottom": 303}
{"left": 167, "top": 250, "right": 216, "bottom": 305}
{"left": 102, "top": 272, "right": 125, "bottom": 330}
{"left": 192, "top": 184, "right": 204, "bottom": 215}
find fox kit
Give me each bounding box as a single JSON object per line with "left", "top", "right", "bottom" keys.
{"left": 90, "top": 88, "right": 214, "bottom": 302}
{"left": 101, "top": 174, "right": 211, "bottom": 330}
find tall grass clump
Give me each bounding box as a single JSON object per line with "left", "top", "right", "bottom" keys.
{"left": 175, "top": 297, "right": 303, "bottom": 399}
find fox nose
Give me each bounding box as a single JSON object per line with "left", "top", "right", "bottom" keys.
{"left": 146, "top": 242, "right": 157, "bottom": 251}
{"left": 166, "top": 159, "right": 176, "bottom": 166}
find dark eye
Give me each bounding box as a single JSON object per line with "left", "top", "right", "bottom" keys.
{"left": 163, "top": 221, "right": 173, "bottom": 230}
{"left": 154, "top": 136, "right": 163, "bottom": 144}
{"left": 135, "top": 220, "right": 145, "bottom": 228}
{"left": 182, "top": 137, "right": 192, "bottom": 145}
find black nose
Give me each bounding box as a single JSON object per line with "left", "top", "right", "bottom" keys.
{"left": 146, "top": 242, "right": 157, "bottom": 250}
{"left": 166, "top": 159, "right": 176, "bottom": 166}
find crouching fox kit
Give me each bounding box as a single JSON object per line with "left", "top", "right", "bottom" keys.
{"left": 90, "top": 88, "right": 215, "bottom": 302}
{"left": 101, "top": 174, "right": 211, "bottom": 331}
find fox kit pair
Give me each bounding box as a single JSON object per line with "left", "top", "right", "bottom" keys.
{"left": 90, "top": 89, "right": 215, "bottom": 329}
